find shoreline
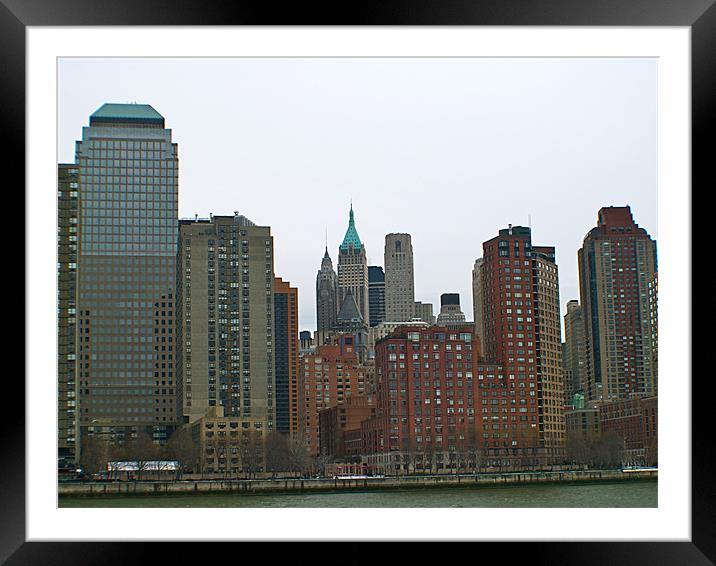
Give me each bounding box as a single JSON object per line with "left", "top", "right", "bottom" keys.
{"left": 59, "top": 469, "right": 657, "bottom": 497}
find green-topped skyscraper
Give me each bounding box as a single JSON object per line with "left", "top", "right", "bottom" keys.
{"left": 337, "top": 204, "right": 370, "bottom": 327}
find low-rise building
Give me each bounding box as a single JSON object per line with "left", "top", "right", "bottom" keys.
{"left": 190, "top": 407, "right": 266, "bottom": 476}
{"left": 318, "top": 395, "right": 376, "bottom": 460}
{"left": 599, "top": 396, "right": 658, "bottom": 466}
{"left": 298, "top": 336, "right": 369, "bottom": 456}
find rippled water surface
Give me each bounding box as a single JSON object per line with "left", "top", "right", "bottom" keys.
{"left": 59, "top": 479, "right": 657, "bottom": 508}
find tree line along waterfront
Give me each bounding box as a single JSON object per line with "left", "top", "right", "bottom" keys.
{"left": 70, "top": 425, "right": 653, "bottom": 483}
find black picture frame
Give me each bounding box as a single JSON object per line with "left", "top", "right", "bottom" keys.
{"left": 6, "top": 1, "right": 708, "bottom": 563}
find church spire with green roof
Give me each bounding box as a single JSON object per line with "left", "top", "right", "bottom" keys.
{"left": 340, "top": 203, "right": 363, "bottom": 251}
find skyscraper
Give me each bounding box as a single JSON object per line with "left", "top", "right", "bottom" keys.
{"left": 472, "top": 258, "right": 486, "bottom": 347}
{"left": 316, "top": 247, "right": 338, "bottom": 345}
{"left": 578, "top": 206, "right": 657, "bottom": 402}
{"left": 177, "top": 213, "right": 276, "bottom": 432}
{"left": 58, "top": 164, "right": 80, "bottom": 465}
{"left": 413, "top": 301, "right": 435, "bottom": 325}
{"left": 436, "top": 293, "right": 466, "bottom": 326}
{"left": 337, "top": 204, "right": 370, "bottom": 326}
{"left": 384, "top": 233, "right": 415, "bottom": 322}
{"left": 648, "top": 273, "right": 658, "bottom": 395}
{"left": 480, "top": 225, "right": 565, "bottom": 459}
{"left": 563, "top": 300, "right": 588, "bottom": 403}
{"left": 368, "top": 266, "right": 386, "bottom": 327}
{"left": 74, "top": 103, "right": 179, "bottom": 447}
{"left": 274, "top": 277, "right": 299, "bottom": 437}
{"left": 532, "top": 245, "right": 565, "bottom": 454}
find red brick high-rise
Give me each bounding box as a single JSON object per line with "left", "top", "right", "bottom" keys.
{"left": 298, "top": 335, "right": 369, "bottom": 456}
{"left": 481, "top": 225, "right": 564, "bottom": 459}
{"left": 364, "top": 325, "right": 488, "bottom": 473}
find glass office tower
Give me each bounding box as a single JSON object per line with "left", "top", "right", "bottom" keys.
{"left": 74, "top": 103, "right": 179, "bottom": 447}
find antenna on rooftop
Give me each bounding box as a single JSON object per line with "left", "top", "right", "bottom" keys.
{"left": 528, "top": 213, "right": 532, "bottom": 230}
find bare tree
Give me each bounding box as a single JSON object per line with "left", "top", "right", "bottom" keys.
{"left": 311, "top": 452, "right": 333, "bottom": 477}
{"left": 566, "top": 432, "right": 590, "bottom": 468}
{"left": 287, "top": 437, "right": 311, "bottom": 477}
{"left": 240, "top": 430, "right": 264, "bottom": 479}
{"left": 166, "top": 427, "right": 198, "bottom": 479}
{"left": 465, "top": 425, "right": 482, "bottom": 474}
{"left": 129, "top": 431, "right": 158, "bottom": 481}
{"left": 79, "top": 434, "right": 109, "bottom": 478}
{"left": 264, "top": 431, "right": 291, "bottom": 478}
{"left": 646, "top": 436, "right": 658, "bottom": 467}
{"left": 209, "top": 431, "right": 231, "bottom": 480}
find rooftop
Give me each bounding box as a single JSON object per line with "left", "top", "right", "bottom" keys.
{"left": 90, "top": 103, "right": 165, "bottom": 126}
{"left": 340, "top": 205, "right": 363, "bottom": 251}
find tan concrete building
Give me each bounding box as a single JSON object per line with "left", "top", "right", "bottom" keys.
{"left": 471, "top": 258, "right": 486, "bottom": 351}
{"left": 413, "top": 301, "right": 435, "bottom": 325}
{"left": 316, "top": 247, "right": 338, "bottom": 345}
{"left": 177, "top": 213, "right": 276, "bottom": 431}
{"left": 533, "top": 247, "right": 566, "bottom": 458}
{"left": 190, "top": 406, "right": 266, "bottom": 476}
{"left": 337, "top": 205, "right": 370, "bottom": 326}
{"left": 384, "top": 233, "right": 415, "bottom": 322}
{"left": 563, "top": 300, "right": 589, "bottom": 403}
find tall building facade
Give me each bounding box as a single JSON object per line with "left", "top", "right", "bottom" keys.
{"left": 384, "top": 233, "right": 415, "bottom": 322}
{"left": 337, "top": 205, "right": 370, "bottom": 326}
{"left": 563, "top": 300, "right": 588, "bottom": 403}
{"left": 648, "top": 273, "right": 658, "bottom": 396}
{"left": 471, "top": 258, "right": 486, "bottom": 348}
{"left": 274, "top": 277, "right": 299, "bottom": 436}
{"left": 316, "top": 247, "right": 338, "bottom": 344}
{"left": 58, "top": 164, "right": 81, "bottom": 464}
{"left": 578, "top": 206, "right": 657, "bottom": 402}
{"left": 436, "top": 293, "right": 466, "bottom": 326}
{"left": 74, "top": 103, "right": 179, "bottom": 447}
{"left": 368, "top": 266, "right": 386, "bottom": 327}
{"left": 177, "top": 213, "right": 276, "bottom": 432}
{"left": 532, "top": 246, "right": 565, "bottom": 455}
{"left": 480, "top": 225, "right": 565, "bottom": 459}
{"left": 413, "top": 301, "right": 435, "bottom": 325}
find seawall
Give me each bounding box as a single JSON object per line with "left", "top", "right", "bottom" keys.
{"left": 58, "top": 469, "right": 657, "bottom": 497}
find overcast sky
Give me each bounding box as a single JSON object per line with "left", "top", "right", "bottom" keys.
{"left": 58, "top": 57, "right": 657, "bottom": 333}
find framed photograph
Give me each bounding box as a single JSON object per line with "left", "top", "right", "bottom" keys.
{"left": 9, "top": 0, "right": 708, "bottom": 563}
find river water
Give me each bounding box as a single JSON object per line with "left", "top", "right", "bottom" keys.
{"left": 59, "top": 479, "right": 656, "bottom": 508}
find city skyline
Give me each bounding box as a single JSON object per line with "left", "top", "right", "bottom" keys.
{"left": 55, "top": 104, "right": 658, "bottom": 509}
{"left": 58, "top": 57, "right": 658, "bottom": 332}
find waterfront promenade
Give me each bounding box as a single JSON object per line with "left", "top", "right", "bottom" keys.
{"left": 59, "top": 469, "right": 656, "bottom": 497}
